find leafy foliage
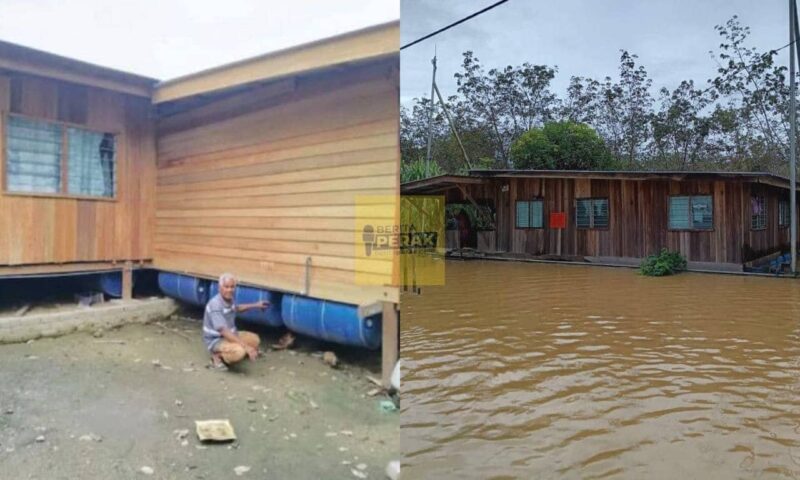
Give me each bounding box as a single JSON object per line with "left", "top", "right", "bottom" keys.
{"left": 401, "top": 16, "right": 800, "bottom": 177}
{"left": 639, "top": 249, "right": 688, "bottom": 276}
{"left": 401, "top": 157, "right": 442, "bottom": 183}
{"left": 510, "top": 121, "right": 618, "bottom": 170}
{"left": 445, "top": 203, "right": 495, "bottom": 231}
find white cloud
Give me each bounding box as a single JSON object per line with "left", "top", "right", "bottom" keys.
{"left": 0, "top": 0, "right": 399, "bottom": 79}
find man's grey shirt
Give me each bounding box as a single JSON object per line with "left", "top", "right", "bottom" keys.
{"left": 203, "top": 293, "right": 237, "bottom": 351}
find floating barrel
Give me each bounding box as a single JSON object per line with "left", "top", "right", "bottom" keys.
{"left": 281, "top": 294, "right": 381, "bottom": 349}
{"left": 157, "top": 272, "right": 209, "bottom": 306}
{"left": 209, "top": 283, "right": 284, "bottom": 327}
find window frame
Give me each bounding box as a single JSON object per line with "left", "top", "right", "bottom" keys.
{"left": 2, "top": 112, "right": 119, "bottom": 202}
{"left": 778, "top": 199, "right": 790, "bottom": 228}
{"left": 515, "top": 198, "right": 545, "bottom": 229}
{"left": 575, "top": 197, "right": 609, "bottom": 230}
{"left": 750, "top": 195, "right": 767, "bottom": 231}
{"left": 667, "top": 194, "right": 715, "bottom": 232}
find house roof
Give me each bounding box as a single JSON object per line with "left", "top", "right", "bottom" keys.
{"left": 151, "top": 21, "right": 399, "bottom": 104}
{"left": 0, "top": 39, "right": 157, "bottom": 97}
{"left": 401, "top": 170, "right": 797, "bottom": 194}
{"left": 0, "top": 21, "right": 398, "bottom": 103}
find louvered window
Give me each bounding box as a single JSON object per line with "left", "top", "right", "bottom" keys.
{"left": 5, "top": 114, "right": 115, "bottom": 198}
{"left": 5, "top": 116, "right": 61, "bottom": 193}
{"left": 669, "top": 195, "right": 712, "bottom": 230}
{"left": 516, "top": 199, "right": 543, "bottom": 228}
{"left": 576, "top": 198, "right": 608, "bottom": 229}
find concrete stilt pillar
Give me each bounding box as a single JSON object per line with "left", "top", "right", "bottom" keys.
{"left": 382, "top": 302, "right": 399, "bottom": 389}
{"left": 122, "top": 261, "right": 133, "bottom": 300}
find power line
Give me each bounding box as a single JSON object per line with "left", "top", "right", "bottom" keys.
{"left": 401, "top": 0, "right": 510, "bottom": 51}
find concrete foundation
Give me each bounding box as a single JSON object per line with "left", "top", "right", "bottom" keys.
{"left": 0, "top": 297, "right": 178, "bottom": 344}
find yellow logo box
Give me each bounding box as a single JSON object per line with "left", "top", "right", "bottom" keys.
{"left": 354, "top": 195, "right": 445, "bottom": 286}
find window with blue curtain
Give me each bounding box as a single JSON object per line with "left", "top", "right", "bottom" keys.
{"left": 669, "top": 195, "right": 712, "bottom": 230}
{"left": 576, "top": 198, "right": 608, "bottom": 229}
{"left": 515, "top": 199, "right": 543, "bottom": 228}
{"left": 5, "top": 115, "right": 115, "bottom": 198}
{"left": 5, "top": 116, "right": 62, "bottom": 193}
{"left": 67, "top": 128, "right": 115, "bottom": 197}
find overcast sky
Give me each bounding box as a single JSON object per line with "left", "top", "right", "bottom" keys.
{"left": 0, "top": 0, "right": 399, "bottom": 80}
{"left": 401, "top": 0, "right": 791, "bottom": 105}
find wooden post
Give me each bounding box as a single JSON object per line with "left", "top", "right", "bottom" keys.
{"left": 382, "top": 301, "right": 399, "bottom": 389}
{"left": 121, "top": 261, "right": 133, "bottom": 300}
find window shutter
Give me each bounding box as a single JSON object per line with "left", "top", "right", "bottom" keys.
{"left": 576, "top": 199, "right": 591, "bottom": 228}
{"left": 516, "top": 201, "right": 529, "bottom": 228}
{"left": 5, "top": 116, "right": 62, "bottom": 193}
{"left": 530, "top": 200, "right": 543, "bottom": 228}
{"left": 669, "top": 196, "right": 690, "bottom": 229}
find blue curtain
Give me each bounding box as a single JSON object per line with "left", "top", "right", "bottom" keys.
{"left": 67, "top": 128, "right": 115, "bottom": 197}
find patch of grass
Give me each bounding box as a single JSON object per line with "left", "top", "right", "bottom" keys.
{"left": 639, "top": 249, "right": 687, "bottom": 276}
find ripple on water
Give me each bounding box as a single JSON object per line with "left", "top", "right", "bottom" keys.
{"left": 402, "top": 261, "right": 800, "bottom": 478}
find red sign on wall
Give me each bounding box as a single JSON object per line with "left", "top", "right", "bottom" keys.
{"left": 549, "top": 212, "right": 566, "bottom": 229}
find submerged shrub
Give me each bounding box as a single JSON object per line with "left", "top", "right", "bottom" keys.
{"left": 639, "top": 249, "right": 687, "bottom": 276}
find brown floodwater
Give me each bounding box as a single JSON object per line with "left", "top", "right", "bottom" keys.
{"left": 401, "top": 260, "right": 800, "bottom": 479}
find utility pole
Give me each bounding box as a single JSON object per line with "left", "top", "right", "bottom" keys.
{"left": 422, "top": 53, "right": 473, "bottom": 173}
{"left": 791, "top": 0, "right": 797, "bottom": 272}
{"left": 434, "top": 83, "right": 472, "bottom": 170}
{"left": 425, "top": 51, "right": 437, "bottom": 178}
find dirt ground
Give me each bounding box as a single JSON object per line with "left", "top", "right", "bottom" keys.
{"left": 0, "top": 311, "right": 398, "bottom": 479}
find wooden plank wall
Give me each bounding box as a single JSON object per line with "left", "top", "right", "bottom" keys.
{"left": 153, "top": 59, "right": 399, "bottom": 306}
{"left": 454, "top": 177, "right": 793, "bottom": 265}
{"left": 0, "top": 73, "right": 155, "bottom": 266}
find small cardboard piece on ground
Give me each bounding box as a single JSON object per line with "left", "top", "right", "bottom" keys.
{"left": 195, "top": 419, "right": 237, "bottom": 442}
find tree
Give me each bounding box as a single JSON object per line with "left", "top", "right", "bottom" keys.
{"left": 510, "top": 121, "right": 618, "bottom": 170}
{"left": 560, "top": 76, "right": 600, "bottom": 124}
{"left": 593, "top": 51, "right": 653, "bottom": 168}
{"left": 400, "top": 16, "right": 798, "bottom": 177}
{"left": 454, "top": 51, "right": 558, "bottom": 167}
{"left": 650, "top": 80, "right": 713, "bottom": 169}
{"left": 709, "top": 15, "right": 797, "bottom": 174}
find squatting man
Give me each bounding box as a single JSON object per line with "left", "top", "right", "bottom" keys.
{"left": 203, "top": 273, "right": 270, "bottom": 368}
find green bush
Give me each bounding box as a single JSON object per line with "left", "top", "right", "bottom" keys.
{"left": 639, "top": 249, "right": 688, "bottom": 276}
{"left": 510, "top": 121, "right": 619, "bottom": 170}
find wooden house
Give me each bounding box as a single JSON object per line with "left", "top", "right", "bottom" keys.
{"left": 401, "top": 170, "right": 800, "bottom": 272}
{"left": 0, "top": 22, "right": 399, "bottom": 382}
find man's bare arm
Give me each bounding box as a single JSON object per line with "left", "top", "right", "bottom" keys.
{"left": 235, "top": 301, "right": 270, "bottom": 314}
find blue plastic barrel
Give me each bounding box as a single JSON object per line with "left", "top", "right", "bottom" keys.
{"left": 157, "top": 272, "right": 209, "bottom": 306}
{"left": 94, "top": 271, "right": 138, "bottom": 298}
{"left": 208, "top": 282, "right": 284, "bottom": 327}
{"left": 281, "top": 294, "right": 381, "bottom": 349}
{"left": 97, "top": 272, "right": 123, "bottom": 297}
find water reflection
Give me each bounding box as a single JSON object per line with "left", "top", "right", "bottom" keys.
{"left": 401, "top": 260, "right": 800, "bottom": 479}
